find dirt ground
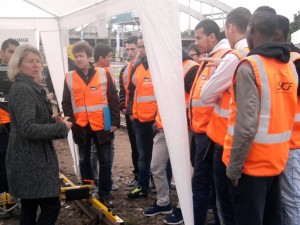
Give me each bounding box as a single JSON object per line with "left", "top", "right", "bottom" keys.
{"left": 1, "top": 128, "right": 181, "bottom": 225}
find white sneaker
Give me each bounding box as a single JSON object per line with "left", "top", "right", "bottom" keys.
{"left": 112, "top": 183, "right": 119, "bottom": 191}
{"left": 0, "top": 206, "right": 10, "bottom": 219}
{"left": 125, "top": 179, "right": 139, "bottom": 191}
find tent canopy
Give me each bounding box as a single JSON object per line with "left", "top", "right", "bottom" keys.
{"left": 0, "top": 0, "right": 139, "bottom": 191}
{"left": 0, "top": 1, "right": 194, "bottom": 224}
{"left": 0, "top": 0, "right": 137, "bottom": 30}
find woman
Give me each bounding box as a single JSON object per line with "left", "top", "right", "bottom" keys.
{"left": 6, "top": 44, "right": 72, "bottom": 225}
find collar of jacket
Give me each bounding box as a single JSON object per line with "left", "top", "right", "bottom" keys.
{"left": 248, "top": 42, "right": 291, "bottom": 63}
{"left": 15, "top": 73, "right": 45, "bottom": 94}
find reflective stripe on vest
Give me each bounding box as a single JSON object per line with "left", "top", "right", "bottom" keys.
{"left": 290, "top": 52, "right": 300, "bottom": 62}
{"left": 295, "top": 114, "right": 300, "bottom": 122}
{"left": 132, "top": 63, "right": 157, "bottom": 122}
{"left": 67, "top": 69, "right": 108, "bottom": 114}
{"left": 189, "top": 48, "right": 230, "bottom": 133}
{"left": 213, "top": 48, "right": 249, "bottom": 119}
{"left": 137, "top": 95, "right": 156, "bottom": 102}
{"left": 190, "top": 49, "right": 227, "bottom": 107}
{"left": 228, "top": 55, "right": 297, "bottom": 144}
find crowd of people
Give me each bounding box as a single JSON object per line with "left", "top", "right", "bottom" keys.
{"left": 0, "top": 4, "right": 300, "bottom": 225}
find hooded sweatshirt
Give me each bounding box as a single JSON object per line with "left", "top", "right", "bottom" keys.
{"left": 226, "top": 43, "right": 292, "bottom": 180}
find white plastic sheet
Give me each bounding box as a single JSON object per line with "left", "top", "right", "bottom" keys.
{"left": 137, "top": 1, "right": 194, "bottom": 224}
{"left": 41, "top": 29, "right": 80, "bottom": 178}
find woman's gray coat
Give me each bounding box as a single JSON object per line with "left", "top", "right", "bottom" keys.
{"left": 6, "top": 74, "right": 68, "bottom": 199}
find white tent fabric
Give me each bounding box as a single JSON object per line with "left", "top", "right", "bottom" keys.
{"left": 138, "top": 1, "right": 193, "bottom": 224}
{"left": 292, "top": 29, "right": 300, "bottom": 45}
{"left": 0, "top": 0, "right": 193, "bottom": 223}
{"left": 0, "top": 0, "right": 138, "bottom": 178}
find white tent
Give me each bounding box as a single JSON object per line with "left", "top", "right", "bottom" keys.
{"left": 292, "top": 29, "right": 300, "bottom": 47}
{"left": 0, "top": 0, "right": 194, "bottom": 224}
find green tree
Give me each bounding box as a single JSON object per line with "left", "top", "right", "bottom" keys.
{"left": 289, "top": 10, "right": 300, "bottom": 42}
{"left": 290, "top": 10, "right": 300, "bottom": 33}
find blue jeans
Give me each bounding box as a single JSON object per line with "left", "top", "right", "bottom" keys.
{"left": 126, "top": 114, "right": 139, "bottom": 178}
{"left": 192, "top": 133, "right": 219, "bottom": 225}
{"left": 78, "top": 131, "right": 112, "bottom": 199}
{"left": 132, "top": 119, "right": 154, "bottom": 193}
{"left": 213, "top": 144, "right": 235, "bottom": 225}
{"left": 281, "top": 149, "right": 300, "bottom": 225}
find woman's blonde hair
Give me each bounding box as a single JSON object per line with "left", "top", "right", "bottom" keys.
{"left": 8, "top": 44, "right": 43, "bottom": 82}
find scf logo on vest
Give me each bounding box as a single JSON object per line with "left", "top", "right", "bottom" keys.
{"left": 274, "top": 73, "right": 294, "bottom": 94}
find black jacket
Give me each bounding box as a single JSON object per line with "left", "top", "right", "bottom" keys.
{"left": 62, "top": 66, "right": 120, "bottom": 145}
{"left": 7, "top": 74, "right": 68, "bottom": 198}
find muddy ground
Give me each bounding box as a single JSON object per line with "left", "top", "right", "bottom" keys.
{"left": 1, "top": 129, "right": 182, "bottom": 225}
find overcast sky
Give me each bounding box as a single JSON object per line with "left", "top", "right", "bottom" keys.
{"left": 180, "top": 0, "right": 300, "bottom": 31}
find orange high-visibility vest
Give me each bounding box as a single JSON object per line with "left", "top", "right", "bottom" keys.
{"left": 206, "top": 48, "right": 249, "bottom": 146}
{"left": 223, "top": 54, "right": 298, "bottom": 176}
{"left": 289, "top": 52, "right": 300, "bottom": 149}
{"left": 104, "top": 67, "right": 115, "bottom": 84}
{"left": 132, "top": 63, "right": 157, "bottom": 122}
{"left": 122, "top": 62, "right": 133, "bottom": 108}
{"left": 189, "top": 49, "right": 231, "bottom": 133}
{"left": 156, "top": 59, "right": 199, "bottom": 129}
{"left": 66, "top": 68, "right": 108, "bottom": 131}
{"left": 0, "top": 108, "right": 10, "bottom": 124}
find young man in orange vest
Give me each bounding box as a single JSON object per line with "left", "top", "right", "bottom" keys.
{"left": 223, "top": 7, "right": 298, "bottom": 225}
{"left": 143, "top": 49, "right": 199, "bottom": 218}
{"left": 274, "top": 15, "right": 300, "bottom": 225}
{"left": 62, "top": 41, "right": 120, "bottom": 206}
{"left": 200, "top": 7, "right": 251, "bottom": 225}
{"left": 189, "top": 19, "right": 230, "bottom": 225}
{"left": 92, "top": 43, "right": 119, "bottom": 191}
{"left": 126, "top": 35, "right": 157, "bottom": 198}
{"left": 0, "top": 39, "right": 19, "bottom": 219}
{"left": 119, "top": 36, "right": 140, "bottom": 191}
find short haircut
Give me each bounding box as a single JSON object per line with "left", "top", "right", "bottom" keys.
{"left": 1, "top": 39, "right": 20, "bottom": 51}
{"left": 188, "top": 43, "right": 200, "bottom": 56}
{"left": 8, "top": 44, "right": 42, "bottom": 82}
{"left": 251, "top": 6, "right": 277, "bottom": 38}
{"left": 219, "top": 31, "right": 226, "bottom": 40}
{"left": 277, "top": 15, "right": 290, "bottom": 41}
{"left": 93, "top": 43, "right": 113, "bottom": 62}
{"left": 195, "top": 19, "right": 220, "bottom": 41}
{"left": 226, "top": 7, "right": 251, "bottom": 33}
{"left": 126, "top": 36, "right": 138, "bottom": 45}
{"left": 72, "top": 41, "right": 93, "bottom": 57}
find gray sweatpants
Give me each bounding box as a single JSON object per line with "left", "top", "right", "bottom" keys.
{"left": 151, "top": 129, "right": 170, "bottom": 206}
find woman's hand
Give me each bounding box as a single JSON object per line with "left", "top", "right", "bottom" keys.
{"left": 52, "top": 111, "right": 64, "bottom": 123}
{"left": 110, "top": 126, "right": 118, "bottom": 132}
{"left": 63, "top": 117, "right": 72, "bottom": 131}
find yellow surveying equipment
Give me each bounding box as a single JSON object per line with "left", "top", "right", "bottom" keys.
{"left": 0, "top": 174, "right": 124, "bottom": 225}
{"left": 60, "top": 173, "right": 124, "bottom": 225}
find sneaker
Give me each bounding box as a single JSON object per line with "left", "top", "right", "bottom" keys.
{"left": 112, "top": 182, "right": 119, "bottom": 191}
{"left": 143, "top": 203, "right": 172, "bottom": 217}
{"left": 163, "top": 207, "right": 184, "bottom": 225}
{"left": 100, "top": 196, "right": 114, "bottom": 208}
{"left": 0, "top": 207, "right": 10, "bottom": 219}
{"left": 125, "top": 179, "right": 139, "bottom": 191}
{"left": 127, "top": 186, "right": 148, "bottom": 199}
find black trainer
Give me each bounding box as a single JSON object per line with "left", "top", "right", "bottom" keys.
{"left": 143, "top": 203, "right": 172, "bottom": 217}
{"left": 163, "top": 207, "right": 184, "bottom": 224}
